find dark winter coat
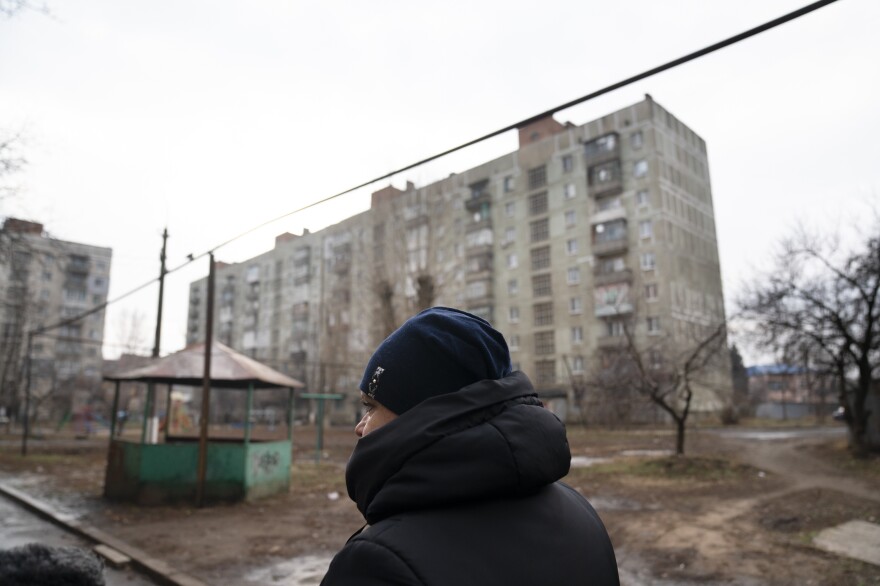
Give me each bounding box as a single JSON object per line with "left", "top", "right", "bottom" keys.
{"left": 321, "top": 371, "right": 619, "bottom": 586}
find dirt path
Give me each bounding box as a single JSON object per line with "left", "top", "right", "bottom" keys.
{"left": 720, "top": 430, "right": 880, "bottom": 504}
{"left": 1, "top": 426, "right": 878, "bottom": 585}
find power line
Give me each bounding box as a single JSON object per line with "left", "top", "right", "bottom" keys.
{"left": 26, "top": 0, "right": 840, "bottom": 338}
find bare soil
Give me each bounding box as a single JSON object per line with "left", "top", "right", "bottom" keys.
{"left": 1, "top": 424, "right": 879, "bottom": 585}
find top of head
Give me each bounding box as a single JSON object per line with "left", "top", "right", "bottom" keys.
{"left": 358, "top": 307, "right": 512, "bottom": 415}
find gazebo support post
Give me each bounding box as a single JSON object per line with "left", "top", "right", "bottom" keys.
{"left": 109, "top": 381, "right": 120, "bottom": 439}
{"left": 140, "top": 387, "right": 151, "bottom": 445}
{"left": 164, "top": 384, "right": 172, "bottom": 443}
{"left": 244, "top": 383, "right": 254, "bottom": 445}
{"left": 287, "top": 388, "right": 294, "bottom": 442}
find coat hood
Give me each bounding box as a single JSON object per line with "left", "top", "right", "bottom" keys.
{"left": 346, "top": 371, "right": 571, "bottom": 524}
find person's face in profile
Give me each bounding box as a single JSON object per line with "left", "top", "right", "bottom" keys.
{"left": 355, "top": 392, "right": 398, "bottom": 438}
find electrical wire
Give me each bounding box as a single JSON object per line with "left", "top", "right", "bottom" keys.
{"left": 26, "top": 0, "right": 840, "bottom": 337}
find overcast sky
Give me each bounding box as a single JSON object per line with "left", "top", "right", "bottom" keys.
{"left": 1, "top": 0, "right": 877, "bottom": 361}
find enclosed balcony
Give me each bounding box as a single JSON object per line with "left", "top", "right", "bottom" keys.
{"left": 591, "top": 219, "right": 628, "bottom": 257}
{"left": 588, "top": 159, "right": 623, "bottom": 198}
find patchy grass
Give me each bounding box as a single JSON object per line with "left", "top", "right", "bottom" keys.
{"left": 809, "top": 439, "right": 880, "bottom": 483}
{"left": 571, "top": 455, "right": 758, "bottom": 483}
{"left": 291, "top": 462, "right": 347, "bottom": 493}
{"left": 756, "top": 488, "right": 880, "bottom": 535}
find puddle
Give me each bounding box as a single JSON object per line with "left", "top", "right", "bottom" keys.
{"left": 244, "top": 554, "right": 333, "bottom": 585}
{"left": 570, "top": 455, "right": 609, "bottom": 468}
{"left": 589, "top": 496, "right": 658, "bottom": 512}
{"left": 619, "top": 449, "right": 674, "bottom": 457}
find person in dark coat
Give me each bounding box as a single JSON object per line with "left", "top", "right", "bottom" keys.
{"left": 321, "top": 307, "right": 619, "bottom": 586}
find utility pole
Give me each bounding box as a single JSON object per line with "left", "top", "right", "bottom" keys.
{"left": 146, "top": 228, "right": 168, "bottom": 443}
{"left": 196, "top": 252, "right": 215, "bottom": 507}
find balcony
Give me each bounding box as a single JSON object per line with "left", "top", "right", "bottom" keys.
{"left": 588, "top": 161, "right": 623, "bottom": 198}
{"left": 591, "top": 237, "right": 628, "bottom": 257}
{"left": 465, "top": 187, "right": 491, "bottom": 213}
{"left": 583, "top": 132, "right": 620, "bottom": 163}
{"left": 594, "top": 302, "right": 634, "bottom": 318}
{"left": 597, "top": 336, "right": 626, "bottom": 350}
{"left": 593, "top": 268, "right": 633, "bottom": 286}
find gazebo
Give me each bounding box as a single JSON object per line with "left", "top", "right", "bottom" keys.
{"left": 102, "top": 341, "right": 304, "bottom": 505}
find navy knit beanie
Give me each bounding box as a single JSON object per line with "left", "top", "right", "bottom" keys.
{"left": 359, "top": 307, "right": 512, "bottom": 415}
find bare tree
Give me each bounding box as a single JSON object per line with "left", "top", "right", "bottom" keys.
{"left": 588, "top": 311, "right": 729, "bottom": 455}
{"left": 0, "top": 0, "right": 48, "bottom": 18}
{"left": 0, "top": 133, "right": 27, "bottom": 208}
{"left": 113, "top": 308, "right": 150, "bottom": 355}
{"left": 739, "top": 226, "right": 880, "bottom": 455}
{"left": 368, "top": 184, "right": 452, "bottom": 342}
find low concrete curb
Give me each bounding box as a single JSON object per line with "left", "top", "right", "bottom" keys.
{"left": 0, "top": 483, "right": 209, "bottom": 586}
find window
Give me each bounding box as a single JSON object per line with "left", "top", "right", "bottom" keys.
{"left": 645, "top": 283, "right": 658, "bottom": 300}
{"left": 564, "top": 183, "right": 576, "bottom": 199}
{"left": 562, "top": 154, "right": 573, "bottom": 173}
{"left": 94, "top": 277, "right": 105, "bottom": 288}
{"left": 92, "top": 294, "right": 102, "bottom": 304}
{"left": 42, "top": 270, "right": 52, "bottom": 281}
{"left": 564, "top": 210, "right": 576, "bottom": 228}
{"left": 631, "top": 130, "right": 643, "bottom": 150}
{"left": 509, "top": 306, "right": 520, "bottom": 323}
{"left": 532, "top": 273, "right": 552, "bottom": 296}
{"left": 569, "top": 297, "right": 583, "bottom": 314}
{"left": 594, "top": 219, "right": 626, "bottom": 242}
{"left": 504, "top": 226, "right": 516, "bottom": 243}
{"left": 596, "top": 196, "right": 621, "bottom": 211}
{"left": 505, "top": 202, "right": 515, "bottom": 217}
{"left": 507, "top": 253, "right": 518, "bottom": 269}
{"left": 534, "top": 302, "right": 554, "bottom": 326}
{"left": 566, "top": 238, "right": 578, "bottom": 255}
{"left": 599, "top": 256, "right": 626, "bottom": 274}
{"left": 571, "top": 326, "right": 583, "bottom": 344}
{"left": 504, "top": 175, "right": 515, "bottom": 193}
{"left": 470, "top": 179, "right": 488, "bottom": 199}
{"left": 606, "top": 319, "right": 625, "bottom": 337}
{"left": 535, "top": 360, "right": 556, "bottom": 385}
{"left": 567, "top": 267, "right": 580, "bottom": 285}
{"left": 647, "top": 316, "right": 661, "bottom": 333}
{"left": 528, "top": 165, "right": 547, "bottom": 190}
{"left": 531, "top": 246, "right": 551, "bottom": 270}
{"left": 528, "top": 192, "right": 548, "bottom": 216}
{"left": 639, "top": 220, "right": 653, "bottom": 239}
{"left": 590, "top": 161, "right": 620, "bottom": 185}
{"left": 649, "top": 350, "right": 663, "bottom": 368}
{"left": 583, "top": 134, "right": 616, "bottom": 158}
{"left": 473, "top": 202, "right": 490, "bottom": 222}
{"left": 634, "top": 159, "right": 649, "bottom": 178}
{"left": 466, "top": 281, "right": 488, "bottom": 299}
{"left": 636, "top": 189, "right": 650, "bottom": 206}
{"left": 641, "top": 252, "right": 656, "bottom": 270}
{"left": 530, "top": 218, "right": 549, "bottom": 242}
{"left": 535, "top": 331, "right": 555, "bottom": 355}
{"left": 572, "top": 356, "right": 585, "bottom": 374}
{"left": 508, "top": 279, "right": 518, "bottom": 295}
{"left": 509, "top": 334, "right": 520, "bottom": 351}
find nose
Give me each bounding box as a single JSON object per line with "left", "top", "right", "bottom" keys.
{"left": 355, "top": 413, "right": 368, "bottom": 438}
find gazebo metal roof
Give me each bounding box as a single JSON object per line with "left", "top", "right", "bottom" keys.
{"left": 103, "top": 341, "right": 304, "bottom": 389}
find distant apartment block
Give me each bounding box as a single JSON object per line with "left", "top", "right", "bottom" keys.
{"left": 0, "top": 218, "right": 112, "bottom": 419}
{"left": 187, "top": 96, "right": 730, "bottom": 422}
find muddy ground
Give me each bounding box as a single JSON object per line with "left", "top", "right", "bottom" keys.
{"left": 1, "top": 423, "right": 878, "bottom": 585}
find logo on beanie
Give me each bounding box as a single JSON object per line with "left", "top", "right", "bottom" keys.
{"left": 367, "top": 366, "right": 385, "bottom": 398}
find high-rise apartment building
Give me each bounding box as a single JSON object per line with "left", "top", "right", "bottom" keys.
{"left": 187, "top": 96, "right": 730, "bottom": 422}
{"left": 0, "top": 218, "right": 112, "bottom": 420}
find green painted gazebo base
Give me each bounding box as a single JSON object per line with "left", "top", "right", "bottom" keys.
{"left": 104, "top": 438, "right": 291, "bottom": 505}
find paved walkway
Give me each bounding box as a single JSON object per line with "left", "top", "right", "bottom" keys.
{"left": 0, "top": 483, "right": 208, "bottom": 586}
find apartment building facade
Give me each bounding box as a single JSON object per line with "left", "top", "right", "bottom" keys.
{"left": 187, "top": 96, "right": 731, "bottom": 422}
{"left": 0, "top": 218, "right": 112, "bottom": 420}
